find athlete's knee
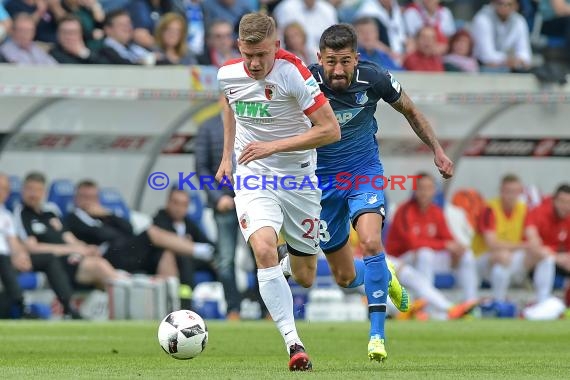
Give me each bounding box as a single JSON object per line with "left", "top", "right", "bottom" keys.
{"left": 490, "top": 249, "right": 511, "bottom": 266}
{"left": 250, "top": 240, "right": 278, "bottom": 268}
{"left": 359, "top": 236, "right": 383, "bottom": 256}
{"left": 292, "top": 260, "right": 316, "bottom": 288}
{"left": 416, "top": 247, "right": 435, "bottom": 264}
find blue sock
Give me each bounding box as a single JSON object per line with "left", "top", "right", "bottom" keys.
{"left": 346, "top": 259, "right": 365, "bottom": 288}
{"left": 363, "top": 252, "right": 389, "bottom": 339}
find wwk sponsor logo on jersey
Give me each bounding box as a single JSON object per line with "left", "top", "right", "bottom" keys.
{"left": 234, "top": 101, "right": 272, "bottom": 118}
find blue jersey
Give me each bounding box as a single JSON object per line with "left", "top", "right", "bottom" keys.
{"left": 308, "top": 61, "right": 402, "bottom": 177}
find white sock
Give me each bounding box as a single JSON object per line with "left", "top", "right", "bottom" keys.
{"left": 258, "top": 266, "right": 300, "bottom": 351}
{"left": 533, "top": 256, "right": 555, "bottom": 302}
{"left": 490, "top": 264, "right": 510, "bottom": 302}
{"left": 399, "top": 265, "right": 453, "bottom": 311}
{"left": 457, "top": 250, "right": 478, "bottom": 301}
{"left": 280, "top": 254, "right": 291, "bottom": 278}
{"left": 416, "top": 248, "right": 435, "bottom": 286}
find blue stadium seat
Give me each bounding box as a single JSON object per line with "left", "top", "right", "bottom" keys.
{"left": 194, "top": 270, "right": 216, "bottom": 285}
{"left": 186, "top": 191, "right": 205, "bottom": 226}
{"left": 6, "top": 175, "right": 22, "bottom": 211}
{"left": 99, "top": 187, "right": 130, "bottom": 220}
{"left": 47, "top": 179, "right": 75, "bottom": 217}
{"left": 553, "top": 274, "right": 565, "bottom": 290}
{"left": 434, "top": 273, "right": 456, "bottom": 289}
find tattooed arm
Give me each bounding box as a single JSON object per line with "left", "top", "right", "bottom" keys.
{"left": 389, "top": 90, "right": 454, "bottom": 178}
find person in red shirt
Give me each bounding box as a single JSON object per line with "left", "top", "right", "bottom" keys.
{"left": 403, "top": 26, "right": 444, "bottom": 72}
{"left": 387, "top": 173, "right": 478, "bottom": 302}
{"left": 526, "top": 184, "right": 570, "bottom": 280}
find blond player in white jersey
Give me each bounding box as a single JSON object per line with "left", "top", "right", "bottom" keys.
{"left": 215, "top": 13, "right": 340, "bottom": 372}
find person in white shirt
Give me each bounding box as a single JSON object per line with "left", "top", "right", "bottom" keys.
{"left": 216, "top": 12, "right": 339, "bottom": 371}
{"left": 471, "top": 0, "right": 532, "bottom": 72}
{"left": 403, "top": 0, "right": 456, "bottom": 55}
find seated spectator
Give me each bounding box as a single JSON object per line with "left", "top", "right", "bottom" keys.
{"left": 98, "top": 9, "right": 155, "bottom": 65}
{"left": 443, "top": 29, "right": 479, "bottom": 73}
{"left": 473, "top": 174, "right": 554, "bottom": 303}
{"left": 60, "top": 0, "right": 106, "bottom": 50}
{"left": 0, "top": 13, "right": 57, "bottom": 65}
{"left": 471, "top": 0, "right": 532, "bottom": 72}
{"left": 353, "top": 16, "right": 404, "bottom": 71}
{"left": 202, "top": 0, "right": 253, "bottom": 31}
{"left": 154, "top": 12, "right": 198, "bottom": 65}
{"left": 183, "top": 0, "right": 206, "bottom": 56}
{"left": 128, "top": 0, "right": 185, "bottom": 50}
{"left": 386, "top": 173, "right": 478, "bottom": 303}
{"left": 354, "top": 0, "right": 409, "bottom": 59}
{"left": 65, "top": 180, "right": 214, "bottom": 276}
{"left": 197, "top": 19, "right": 240, "bottom": 67}
{"left": 5, "top": 0, "right": 58, "bottom": 43}
{"left": 0, "top": 3, "right": 12, "bottom": 42}
{"left": 403, "top": 26, "right": 444, "bottom": 71}
{"left": 1, "top": 173, "right": 81, "bottom": 319}
{"left": 153, "top": 188, "right": 216, "bottom": 310}
{"left": 282, "top": 22, "right": 314, "bottom": 64}
{"left": 49, "top": 15, "right": 107, "bottom": 64}
{"left": 14, "top": 172, "right": 120, "bottom": 294}
{"left": 526, "top": 184, "right": 570, "bottom": 286}
{"left": 403, "top": 0, "right": 456, "bottom": 55}
{"left": 273, "top": 0, "right": 338, "bottom": 57}
{"left": 539, "top": 0, "right": 570, "bottom": 59}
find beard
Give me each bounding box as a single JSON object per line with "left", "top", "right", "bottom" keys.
{"left": 328, "top": 74, "right": 350, "bottom": 91}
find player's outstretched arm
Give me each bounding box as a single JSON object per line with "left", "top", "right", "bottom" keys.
{"left": 389, "top": 90, "right": 454, "bottom": 179}
{"left": 238, "top": 103, "right": 340, "bottom": 165}
{"left": 216, "top": 96, "right": 236, "bottom": 183}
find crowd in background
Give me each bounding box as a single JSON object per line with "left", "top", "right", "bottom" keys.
{"left": 0, "top": 0, "right": 568, "bottom": 72}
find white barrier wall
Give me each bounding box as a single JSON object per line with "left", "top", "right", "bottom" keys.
{"left": 0, "top": 64, "right": 569, "bottom": 214}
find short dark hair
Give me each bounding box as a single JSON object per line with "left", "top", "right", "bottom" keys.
{"left": 353, "top": 16, "right": 377, "bottom": 29}
{"left": 501, "top": 174, "right": 520, "bottom": 185}
{"left": 24, "top": 171, "right": 46, "bottom": 184}
{"left": 554, "top": 183, "right": 570, "bottom": 198}
{"left": 319, "top": 23, "right": 357, "bottom": 52}
{"left": 104, "top": 9, "right": 129, "bottom": 28}
{"left": 76, "top": 179, "right": 98, "bottom": 190}
{"left": 415, "top": 171, "right": 434, "bottom": 182}
{"left": 169, "top": 186, "right": 189, "bottom": 199}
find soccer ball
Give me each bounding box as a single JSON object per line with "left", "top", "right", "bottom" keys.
{"left": 157, "top": 310, "right": 208, "bottom": 360}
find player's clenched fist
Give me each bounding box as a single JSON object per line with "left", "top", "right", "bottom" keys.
{"left": 215, "top": 159, "right": 234, "bottom": 184}
{"left": 434, "top": 150, "right": 454, "bottom": 179}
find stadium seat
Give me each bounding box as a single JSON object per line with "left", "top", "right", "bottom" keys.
{"left": 6, "top": 175, "right": 22, "bottom": 211}
{"left": 47, "top": 179, "right": 75, "bottom": 217}
{"left": 434, "top": 273, "right": 456, "bottom": 289}
{"left": 99, "top": 187, "right": 130, "bottom": 220}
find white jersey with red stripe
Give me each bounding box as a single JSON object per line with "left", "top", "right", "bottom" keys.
{"left": 217, "top": 49, "right": 327, "bottom": 177}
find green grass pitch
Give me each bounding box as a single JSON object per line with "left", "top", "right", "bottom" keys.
{"left": 1, "top": 319, "right": 569, "bottom": 379}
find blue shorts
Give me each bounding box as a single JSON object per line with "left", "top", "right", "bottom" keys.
{"left": 318, "top": 169, "right": 386, "bottom": 254}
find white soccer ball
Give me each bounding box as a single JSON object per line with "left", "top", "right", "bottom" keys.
{"left": 158, "top": 310, "right": 208, "bottom": 360}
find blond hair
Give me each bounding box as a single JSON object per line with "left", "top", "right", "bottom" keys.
{"left": 155, "top": 13, "right": 188, "bottom": 57}
{"left": 238, "top": 13, "right": 276, "bottom": 44}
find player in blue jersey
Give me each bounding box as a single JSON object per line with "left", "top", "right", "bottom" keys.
{"left": 280, "top": 23, "right": 454, "bottom": 362}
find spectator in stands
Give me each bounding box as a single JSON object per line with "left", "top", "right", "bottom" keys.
{"left": 153, "top": 188, "right": 216, "bottom": 310}
{"left": 526, "top": 184, "right": 570, "bottom": 288}
{"left": 5, "top": 0, "right": 58, "bottom": 43}
{"left": 273, "top": 0, "right": 338, "bottom": 57}
{"left": 354, "top": 0, "right": 409, "bottom": 59}
{"left": 154, "top": 12, "right": 198, "bottom": 65}
{"left": 59, "top": 0, "right": 106, "bottom": 50}
{"left": 0, "top": 13, "right": 57, "bottom": 65}
{"left": 49, "top": 15, "right": 107, "bottom": 64}
{"left": 14, "top": 172, "right": 120, "bottom": 296}
{"left": 471, "top": 0, "right": 532, "bottom": 72}
{"left": 443, "top": 29, "right": 479, "bottom": 73}
{"left": 202, "top": 0, "right": 253, "bottom": 31}
{"left": 197, "top": 20, "right": 239, "bottom": 67}
{"left": 183, "top": 0, "right": 206, "bottom": 56}
{"left": 0, "top": 173, "right": 81, "bottom": 319}
{"left": 0, "top": 3, "right": 12, "bottom": 43}
{"left": 403, "top": 0, "right": 456, "bottom": 55}
{"left": 353, "top": 16, "right": 403, "bottom": 71}
{"left": 403, "top": 26, "right": 444, "bottom": 71}
{"left": 194, "top": 115, "right": 242, "bottom": 320}
{"left": 65, "top": 179, "right": 214, "bottom": 276}
{"left": 386, "top": 173, "right": 479, "bottom": 303}
{"left": 473, "top": 174, "right": 555, "bottom": 303}
{"left": 98, "top": 9, "right": 155, "bottom": 65}
{"left": 539, "top": 0, "right": 570, "bottom": 60}
{"left": 282, "top": 22, "right": 314, "bottom": 64}
{"left": 127, "top": 0, "right": 185, "bottom": 50}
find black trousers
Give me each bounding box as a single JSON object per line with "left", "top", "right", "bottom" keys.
{"left": 0, "top": 255, "right": 23, "bottom": 304}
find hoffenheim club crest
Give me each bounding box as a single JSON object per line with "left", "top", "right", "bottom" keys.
{"left": 355, "top": 91, "right": 368, "bottom": 105}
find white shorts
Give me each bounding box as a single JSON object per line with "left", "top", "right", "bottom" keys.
{"left": 476, "top": 250, "right": 527, "bottom": 285}
{"left": 233, "top": 174, "right": 322, "bottom": 256}
{"left": 401, "top": 249, "right": 453, "bottom": 274}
